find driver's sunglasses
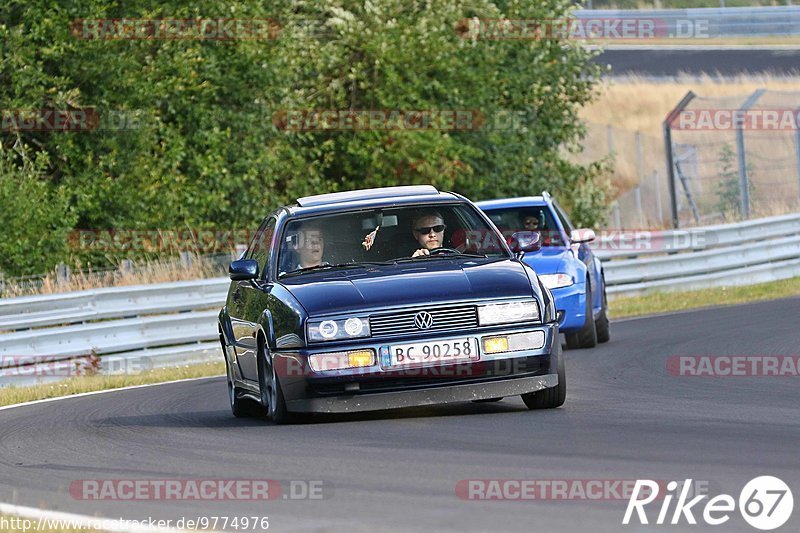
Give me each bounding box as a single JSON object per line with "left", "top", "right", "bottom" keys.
{"left": 414, "top": 224, "right": 446, "bottom": 234}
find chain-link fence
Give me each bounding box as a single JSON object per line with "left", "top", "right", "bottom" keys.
{"left": 576, "top": 124, "right": 671, "bottom": 228}
{"left": 666, "top": 89, "right": 800, "bottom": 227}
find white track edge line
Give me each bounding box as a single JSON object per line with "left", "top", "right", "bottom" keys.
{"left": 0, "top": 501, "right": 206, "bottom": 533}
{"left": 0, "top": 375, "right": 223, "bottom": 412}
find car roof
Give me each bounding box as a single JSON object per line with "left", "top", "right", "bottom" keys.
{"left": 286, "top": 186, "right": 466, "bottom": 217}
{"left": 475, "top": 196, "right": 549, "bottom": 210}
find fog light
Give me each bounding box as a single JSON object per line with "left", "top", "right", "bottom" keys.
{"left": 483, "top": 336, "right": 509, "bottom": 354}
{"left": 348, "top": 350, "right": 374, "bottom": 368}
{"left": 309, "top": 349, "right": 375, "bottom": 372}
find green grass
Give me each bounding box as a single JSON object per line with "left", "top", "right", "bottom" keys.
{"left": 0, "top": 361, "right": 224, "bottom": 408}
{"left": 609, "top": 276, "right": 800, "bottom": 319}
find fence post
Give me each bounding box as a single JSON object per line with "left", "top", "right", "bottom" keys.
{"left": 612, "top": 202, "right": 621, "bottom": 228}
{"left": 736, "top": 89, "right": 765, "bottom": 219}
{"left": 0, "top": 272, "right": 5, "bottom": 297}
{"left": 653, "top": 170, "right": 664, "bottom": 227}
{"left": 120, "top": 259, "right": 133, "bottom": 275}
{"left": 795, "top": 108, "right": 800, "bottom": 203}
{"left": 606, "top": 125, "right": 615, "bottom": 156}
{"left": 179, "top": 251, "right": 193, "bottom": 269}
{"left": 634, "top": 187, "right": 644, "bottom": 228}
{"left": 56, "top": 264, "right": 71, "bottom": 286}
{"left": 663, "top": 91, "right": 696, "bottom": 229}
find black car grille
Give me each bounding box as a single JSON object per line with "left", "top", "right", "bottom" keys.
{"left": 369, "top": 305, "right": 478, "bottom": 337}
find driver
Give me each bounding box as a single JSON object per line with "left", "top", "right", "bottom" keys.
{"left": 411, "top": 210, "right": 446, "bottom": 257}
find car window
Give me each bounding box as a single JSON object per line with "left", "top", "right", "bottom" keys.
{"left": 277, "top": 203, "right": 510, "bottom": 276}
{"left": 247, "top": 217, "right": 276, "bottom": 277}
{"left": 481, "top": 206, "right": 565, "bottom": 247}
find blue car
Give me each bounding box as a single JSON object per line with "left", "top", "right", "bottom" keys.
{"left": 218, "top": 186, "right": 564, "bottom": 423}
{"left": 477, "top": 193, "right": 610, "bottom": 349}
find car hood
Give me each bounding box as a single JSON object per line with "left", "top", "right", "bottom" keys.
{"left": 279, "top": 258, "right": 535, "bottom": 316}
{"left": 522, "top": 247, "right": 572, "bottom": 275}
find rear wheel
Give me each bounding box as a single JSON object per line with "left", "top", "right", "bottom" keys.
{"left": 566, "top": 280, "right": 597, "bottom": 349}
{"left": 595, "top": 280, "right": 610, "bottom": 344}
{"left": 258, "top": 341, "right": 291, "bottom": 424}
{"left": 521, "top": 346, "right": 566, "bottom": 409}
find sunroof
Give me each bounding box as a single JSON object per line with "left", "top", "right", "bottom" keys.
{"left": 296, "top": 185, "right": 440, "bottom": 207}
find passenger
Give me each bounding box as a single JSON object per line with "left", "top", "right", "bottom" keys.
{"left": 411, "top": 210, "right": 446, "bottom": 257}
{"left": 291, "top": 223, "right": 325, "bottom": 269}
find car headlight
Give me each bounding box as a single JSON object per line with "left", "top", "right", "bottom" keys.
{"left": 307, "top": 317, "right": 371, "bottom": 342}
{"left": 539, "top": 273, "right": 574, "bottom": 289}
{"left": 477, "top": 301, "right": 540, "bottom": 326}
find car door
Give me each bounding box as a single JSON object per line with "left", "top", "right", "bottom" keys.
{"left": 228, "top": 216, "right": 276, "bottom": 382}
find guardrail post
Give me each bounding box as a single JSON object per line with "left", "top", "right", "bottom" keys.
{"left": 736, "top": 89, "right": 765, "bottom": 219}
{"left": 56, "top": 264, "right": 70, "bottom": 286}
{"left": 664, "top": 91, "right": 696, "bottom": 229}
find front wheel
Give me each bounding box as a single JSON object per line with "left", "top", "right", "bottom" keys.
{"left": 521, "top": 346, "right": 566, "bottom": 409}
{"left": 595, "top": 283, "right": 610, "bottom": 344}
{"left": 566, "top": 281, "right": 598, "bottom": 349}
{"left": 258, "top": 343, "right": 291, "bottom": 424}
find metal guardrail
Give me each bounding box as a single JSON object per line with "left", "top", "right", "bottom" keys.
{"left": 575, "top": 6, "right": 800, "bottom": 38}
{"left": 600, "top": 213, "right": 800, "bottom": 297}
{"left": 0, "top": 213, "right": 798, "bottom": 385}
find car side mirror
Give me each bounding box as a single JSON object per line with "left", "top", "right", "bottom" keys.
{"left": 229, "top": 259, "right": 259, "bottom": 281}
{"left": 571, "top": 228, "right": 596, "bottom": 244}
{"left": 509, "top": 231, "right": 541, "bottom": 253}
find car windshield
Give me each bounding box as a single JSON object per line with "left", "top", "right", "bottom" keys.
{"left": 278, "top": 203, "right": 510, "bottom": 277}
{"left": 481, "top": 206, "right": 566, "bottom": 247}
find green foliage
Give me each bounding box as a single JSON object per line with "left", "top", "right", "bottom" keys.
{"left": 715, "top": 143, "right": 753, "bottom": 220}
{"left": 1, "top": 0, "right": 608, "bottom": 276}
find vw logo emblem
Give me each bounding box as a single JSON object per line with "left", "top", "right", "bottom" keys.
{"left": 414, "top": 311, "right": 434, "bottom": 330}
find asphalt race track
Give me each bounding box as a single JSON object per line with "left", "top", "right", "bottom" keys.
{"left": 595, "top": 47, "right": 800, "bottom": 77}
{"left": 0, "top": 297, "right": 798, "bottom": 532}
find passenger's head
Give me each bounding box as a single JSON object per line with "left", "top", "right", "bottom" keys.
{"left": 411, "top": 210, "right": 446, "bottom": 250}
{"left": 295, "top": 222, "right": 324, "bottom": 267}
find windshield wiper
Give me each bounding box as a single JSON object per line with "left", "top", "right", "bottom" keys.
{"left": 279, "top": 261, "right": 388, "bottom": 278}
{"left": 390, "top": 251, "right": 490, "bottom": 263}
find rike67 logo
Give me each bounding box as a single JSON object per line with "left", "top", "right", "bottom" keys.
{"left": 624, "top": 476, "right": 793, "bottom": 530}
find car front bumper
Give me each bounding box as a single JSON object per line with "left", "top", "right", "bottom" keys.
{"left": 273, "top": 323, "right": 559, "bottom": 413}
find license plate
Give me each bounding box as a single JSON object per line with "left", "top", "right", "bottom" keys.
{"left": 388, "top": 338, "right": 479, "bottom": 367}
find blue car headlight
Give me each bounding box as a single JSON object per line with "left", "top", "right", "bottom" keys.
{"left": 477, "top": 301, "right": 540, "bottom": 326}
{"left": 307, "top": 317, "right": 371, "bottom": 342}
{"left": 539, "top": 273, "right": 574, "bottom": 289}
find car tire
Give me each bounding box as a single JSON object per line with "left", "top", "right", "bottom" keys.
{"left": 258, "top": 341, "right": 291, "bottom": 424}
{"left": 566, "top": 280, "right": 598, "bottom": 349}
{"left": 595, "top": 281, "right": 610, "bottom": 344}
{"left": 521, "top": 345, "right": 566, "bottom": 409}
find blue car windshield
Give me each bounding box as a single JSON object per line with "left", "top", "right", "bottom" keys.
{"left": 481, "top": 206, "right": 566, "bottom": 247}
{"left": 278, "top": 203, "right": 510, "bottom": 276}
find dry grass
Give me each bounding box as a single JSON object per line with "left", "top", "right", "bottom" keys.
{"left": 0, "top": 361, "right": 224, "bottom": 408}
{"left": 1, "top": 255, "right": 227, "bottom": 298}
